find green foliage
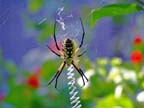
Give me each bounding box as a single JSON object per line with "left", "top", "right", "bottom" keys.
{"left": 5, "top": 85, "right": 31, "bottom": 108}
{"left": 24, "top": 17, "right": 53, "bottom": 43}
{"left": 91, "top": 4, "right": 143, "bottom": 27}
{"left": 28, "top": 0, "right": 43, "bottom": 13}
{"left": 96, "top": 95, "right": 134, "bottom": 108}
{"left": 81, "top": 57, "right": 144, "bottom": 108}
{"left": 87, "top": 75, "right": 115, "bottom": 97}
{"left": 4, "top": 61, "right": 17, "bottom": 75}
{"left": 133, "top": 42, "right": 144, "bottom": 54}
{"left": 41, "top": 60, "right": 59, "bottom": 81}
{"left": 2, "top": 52, "right": 144, "bottom": 108}
{"left": 37, "top": 23, "right": 53, "bottom": 43}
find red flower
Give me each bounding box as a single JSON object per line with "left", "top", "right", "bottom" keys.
{"left": 27, "top": 75, "right": 39, "bottom": 89}
{"left": 0, "top": 95, "right": 5, "bottom": 101}
{"left": 26, "top": 67, "right": 42, "bottom": 89}
{"left": 130, "top": 50, "right": 143, "bottom": 64}
{"left": 134, "top": 35, "right": 142, "bottom": 45}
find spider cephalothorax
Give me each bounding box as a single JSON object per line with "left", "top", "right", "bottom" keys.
{"left": 47, "top": 18, "right": 88, "bottom": 88}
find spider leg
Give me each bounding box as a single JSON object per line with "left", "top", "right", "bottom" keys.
{"left": 78, "top": 68, "right": 88, "bottom": 82}
{"left": 72, "top": 61, "right": 88, "bottom": 82}
{"left": 55, "top": 61, "right": 66, "bottom": 88}
{"left": 78, "top": 49, "right": 87, "bottom": 57}
{"left": 55, "top": 71, "right": 62, "bottom": 89}
{"left": 47, "top": 45, "right": 60, "bottom": 57}
{"left": 72, "top": 61, "right": 88, "bottom": 86}
{"left": 47, "top": 62, "right": 66, "bottom": 87}
{"left": 72, "top": 61, "right": 85, "bottom": 86}
{"left": 47, "top": 71, "right": 59, "bottom": 85}
{"left": 79, "top": 17, "right": 85, "bottom": 48}
{"left": 53, "top": 20, "right": 60, "bottom": 50}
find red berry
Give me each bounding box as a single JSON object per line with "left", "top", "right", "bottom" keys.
{"left": 27, "top": 75, "right": 39, "bottom": 89}
{"left": 134, "top": 36, "right": 142, "bottom": 45}
{"left": 130, "top": 50, "right": 143, "bottom": 64}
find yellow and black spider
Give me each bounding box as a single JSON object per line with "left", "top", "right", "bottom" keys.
{"left": 47, "top": 18, "right": 88, "bottom": 88}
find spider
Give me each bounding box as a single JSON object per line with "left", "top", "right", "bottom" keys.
{"left": 47, "top": 18, "right": 88, "bottom": 88}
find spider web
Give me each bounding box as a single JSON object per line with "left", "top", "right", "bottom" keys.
{"left": 0, "top": 1, "right": 10, "bottom": 29}
{"left": 0, "top": 0, "right": 25, "bottom": 30}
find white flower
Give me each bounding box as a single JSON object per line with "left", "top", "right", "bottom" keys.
{"left": 136, "top": 91, "right": 144, "bottom": 102}
{"left": 121, "top": 68, "right": 137, "bottom": 83}
{"left": 108, "top": 67, "right": 122, "bottom": 84}
{"left": 115, "top": 85, "right": 123, "bottom": 98}
{"left": 108, "top": 67, "right": 137, "bottom": 84}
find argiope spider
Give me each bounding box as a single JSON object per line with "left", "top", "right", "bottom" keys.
{"left": 47, "top": 18, "right": 88, "bottom": 88}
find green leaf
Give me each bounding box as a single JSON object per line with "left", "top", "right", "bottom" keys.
{"left": 96, "top": 94, "right": 134, "bottom": 108}
{"left": 41, "top": 60, "right": 60, "bottom": 81}
{"left": 133, "top": 42, "right": 144, "bottom": 54}
{"left": 4, "top": 61, "right": 17, "bottom": 74}
{"left": 91, "top": 4, "right": 143, "bottom": 27}
{"left": 28, "top": 0, "right": 43, "bottom": 13}
{"left": 82, "top": 74, "right": 115, "bottom": 100}
{"left": 24, "top": 17, "right": 53, "bottom": 43}
{"left": 5, "top": 85, "right": 32, "bottom": 108}
{"left": 37, "top": 23, "right": 53, "bottom": 43}
{"left": 80, "top": 57, "right": 93, "bottom": 70}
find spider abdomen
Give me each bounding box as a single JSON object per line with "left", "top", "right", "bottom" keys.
{"left": 63, "top": 38, "right": 75, "bottom": 60}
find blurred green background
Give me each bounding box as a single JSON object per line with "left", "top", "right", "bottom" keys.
{"left": 0, "top": 0, "right": 144, "bottom": 108}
